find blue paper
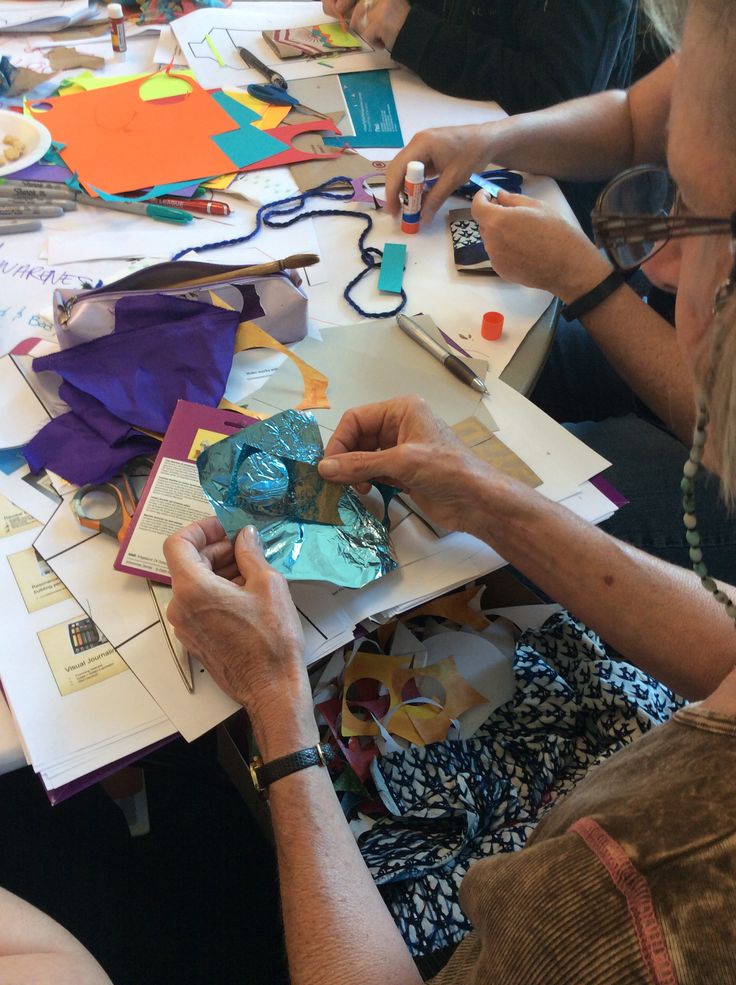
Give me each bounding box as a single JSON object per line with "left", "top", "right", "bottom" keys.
{"left": 210, "top": 91, "right": 289, "bottom": 170}
{"left": 197, "top": 409, "right": 397, "bottom": 589}
{"left": 323, "top": 70, "right": 403, "bottom": 149}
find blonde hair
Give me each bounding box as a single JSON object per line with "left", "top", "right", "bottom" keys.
{"left": 703, "top": 290, "right": 736, "bottom": 505}
{"left": 640, "top": 0, "right": 689, "bottom": 48}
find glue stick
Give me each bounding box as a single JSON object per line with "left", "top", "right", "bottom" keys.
{"left": 107, "top": 3, "right": 127, "bottom": 59}
{"left": 401, "top": 160, "right": 424, "bottom": 234}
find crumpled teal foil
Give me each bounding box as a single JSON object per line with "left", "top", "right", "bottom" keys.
{"left": 197, "top": 409, "right": 398, "bottom": 588}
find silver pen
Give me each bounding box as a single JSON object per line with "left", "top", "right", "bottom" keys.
{"left": 396, "top": 314, "right": 489, "bottom": 394}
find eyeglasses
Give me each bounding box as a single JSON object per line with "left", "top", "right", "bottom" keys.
{"left": 592, "top": 164, "right": 736, "bottom": 313}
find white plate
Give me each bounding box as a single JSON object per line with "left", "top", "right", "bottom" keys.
{"left": 0, "top": 109, "right": 52, "bottom": 179}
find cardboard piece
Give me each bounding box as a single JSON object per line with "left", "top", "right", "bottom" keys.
{"left": 47, "top": 46, "right": 105, "bottom": 71}
{"left": 452, "top": 418, "right": 542, "bottom": 488}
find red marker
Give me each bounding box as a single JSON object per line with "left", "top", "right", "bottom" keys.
{"left": 150, "top": 196, "right": 231, "bottom": 216}
{"left": 401, "top": 160, "right": 424, "bottom": 234}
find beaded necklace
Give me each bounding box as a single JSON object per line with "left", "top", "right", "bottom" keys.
{"left": 682, "top": 393, "right": 736, "bottom": 623}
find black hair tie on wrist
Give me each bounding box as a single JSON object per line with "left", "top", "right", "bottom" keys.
{"left": 561, "top": 268, "right": 625, "bottom": 322}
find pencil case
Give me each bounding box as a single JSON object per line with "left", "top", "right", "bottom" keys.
{"left": 52, "top": 254, "right": 319, "bottom": 350}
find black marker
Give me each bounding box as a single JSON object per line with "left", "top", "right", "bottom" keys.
{"left": 237, "top": 46, "right": 287, "bottom": 90}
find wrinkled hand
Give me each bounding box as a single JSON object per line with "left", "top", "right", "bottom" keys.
{"left": 384, "top": 124, "right": 494, "bottom": 223}
{"left": 471, "top": 189, "right": 612, "bottom": 300}
{"left": 318, "top": 396, "right": 498, "bottom": 537}
{"left": 164, "top": 517, "right": 315, "bottom": 749}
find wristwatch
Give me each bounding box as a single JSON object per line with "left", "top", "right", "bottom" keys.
{"left": 249, "top": 742, "right": 334, "bottom": 799}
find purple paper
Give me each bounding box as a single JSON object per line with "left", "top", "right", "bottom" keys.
{"left": 24, "top": 295, "right": 241, "bottom": 485}
{"left": 5, "top": 161, "right": 74, "bottom": 183}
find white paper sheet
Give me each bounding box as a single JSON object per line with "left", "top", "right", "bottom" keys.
{"left": 172, "top": 3, "right": 396, "bottom": 91}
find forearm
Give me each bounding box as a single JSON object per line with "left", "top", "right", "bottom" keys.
{"left": 466, "top": 475, "right": 736, "bottom": 700}
{"left": 475, "top": 57, "right": 675, "bottom": 182}
{"left": 571, "top": 284, "right": 695, "bottom": 443}
{"left": 252, "top": 711, "right": 421, "bottom": 985}
{"left": 0, "top": 889, "right": 111, "bottom": 985}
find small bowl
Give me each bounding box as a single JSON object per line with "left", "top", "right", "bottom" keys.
{"left": 0, "top": 109, "right": 52, "bottom": 179}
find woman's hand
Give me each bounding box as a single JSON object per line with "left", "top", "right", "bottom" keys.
{"left": 471, "top": 189, "right": 612, "bottom": 300}
{"left": 384, "top": 124, "right": 496, "bottom": 223}
{"left": 164, "top": 517, "right": 316, "bottom": 753}
{"left": 318, "top": 396, "right": 500, "bottom": 537}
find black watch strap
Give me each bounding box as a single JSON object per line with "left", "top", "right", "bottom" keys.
{"left": 561, "top": 268, "right": 625, "bottom": 322}
{"left": 250, "top": 742, "right": 334, "bottom": 798}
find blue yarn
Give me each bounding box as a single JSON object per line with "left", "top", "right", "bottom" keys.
{"left": 171, "top": 177, "right": 407, "bottom": 319}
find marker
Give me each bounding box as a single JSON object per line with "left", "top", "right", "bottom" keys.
{"left": 0, "top": 220, "right": 42, "bottom": 235}
{"left": 107, "top": 3, "right": 127, "bottom": 59}
{"left": 396, "top": 313, "right": 488, "bottom": 394}
{"left": 149, "top": 196, "right": 231, "bottom": 216}
{"left": 0, "top": 205, "right": 64, "bottom": 218}
{"left": 0, "top": 179, "right": 75, "bottom": 197}
{"left": 237, "top": 46, "right": 287, "bottom": 90}
{"left": 401, "top": 160, "right": 424, "bottom": 234}
{"left": 0, "top": 187, "right": 76, "bottom": 208}
{"left": 76, "top": 193, "right": 193, "bottom": 224}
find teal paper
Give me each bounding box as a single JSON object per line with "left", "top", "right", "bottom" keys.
{"left": 197, "top": 409, "right": 397, "bottom": 588}
{"left": 210, "top": 91, "right": 289, "bottom": 169}
{"left": 323, "top": 70, "right": 403, "bottom": 149}
{"left": 377, "top": 243, "right": 406, "bottom": 294}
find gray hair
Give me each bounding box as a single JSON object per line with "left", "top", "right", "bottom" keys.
{"left": 640, "top": 0, "right": 689, "bottom": 47}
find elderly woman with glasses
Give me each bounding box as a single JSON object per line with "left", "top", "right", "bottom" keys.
{"left": 380, "top": 24, "right": 736, "bottom": 590}
{"left": 161, "top": 1, "right": 735, "bottom": 983}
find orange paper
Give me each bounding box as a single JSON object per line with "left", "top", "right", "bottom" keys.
{"left": 28, "top": 73, "right": 241, "bottom": 195}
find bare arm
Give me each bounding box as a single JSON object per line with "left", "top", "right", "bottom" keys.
{"left": 386, "top": 57, "right": 677, "bottom": 222}
{"left": 318, "top": 398, "right": 736, "bottom": 701}
{"left": 164, "top": 521, "right": 422, "bottom": 985}
{"left": 0, "top": 888, "right": 111, "bottom": 985}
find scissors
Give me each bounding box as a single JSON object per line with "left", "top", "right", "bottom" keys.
{"left": 246, "top": 83, "right": 333, "bottom": 121}
{"left": 71, "top": 456, "right": 152, "bottom": 542}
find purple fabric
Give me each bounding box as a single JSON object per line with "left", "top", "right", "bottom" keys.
{"left": 24, "top": 295, "right": 240, "bottom": 484}
{"left": 24, "top": 411, "right": 160, "bottom": 486}
{"left": 32, "top": 296, "right": 239, "bottom": 433}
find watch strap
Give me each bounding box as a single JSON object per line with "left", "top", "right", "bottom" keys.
{"left": 561, "top": 268, "right": 625, "bottom": 322}
{"left": 250, "top": 742, "right": 334, "bottom": 798}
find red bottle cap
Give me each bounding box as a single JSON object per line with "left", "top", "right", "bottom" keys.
{"left": 481, "top": 311, "right": 504, "bottom": 341}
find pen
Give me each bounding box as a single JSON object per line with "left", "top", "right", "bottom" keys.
{"left": 0, "top": 205, "right": 64, "bottom": 218}
{"left": 76, "top": 194, "right": 193, "bottom": 225}
{"left": 396, "top": 314, "right": 489, "bottom": 394}
{"left": 0, "top": 220, "right": 42, "bottom": 235}
{"left": 0, "top": 179, "right": 76, "bottom": 198}
{"left": 237, "top": 46, "right": 287, "bottom": 90}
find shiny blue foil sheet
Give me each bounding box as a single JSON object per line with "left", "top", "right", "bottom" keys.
{"left": 197, "top": 409, "right": 398, "bottom": 588}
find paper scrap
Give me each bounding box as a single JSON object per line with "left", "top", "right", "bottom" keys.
{"left": 235, "top": 320, "right": 329, "bottom": 411}
{"left": 452, "top": 418, "right": 541, "bottom": 488}
{"left": 377, "top": 243, "right": 406, "bottom": 295}
{"left": 47, "top": 47, "right": 105, "bottom": 72}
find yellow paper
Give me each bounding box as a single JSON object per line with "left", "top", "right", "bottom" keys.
{"left": 452, "top": 418, "right": 541, "bottom": 488}
{"left": 235, "top": 320, "right": 330, "bottom": 411}
{"left": 404, "top": 585, "right": 490, "bottom": 632}
{"left": 60, "top": 69, "right": 196, "bottom": 99}
{"left": 317, "top": 22, "right": 363, "bottom": 47}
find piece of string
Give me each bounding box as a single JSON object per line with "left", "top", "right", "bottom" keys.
{"left": 171, "top": 176, "right": 407, "bottom": 319}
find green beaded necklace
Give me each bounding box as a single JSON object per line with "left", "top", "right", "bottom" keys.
{"left": 682, "top": 394, "right": 736, "bottom": 623}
